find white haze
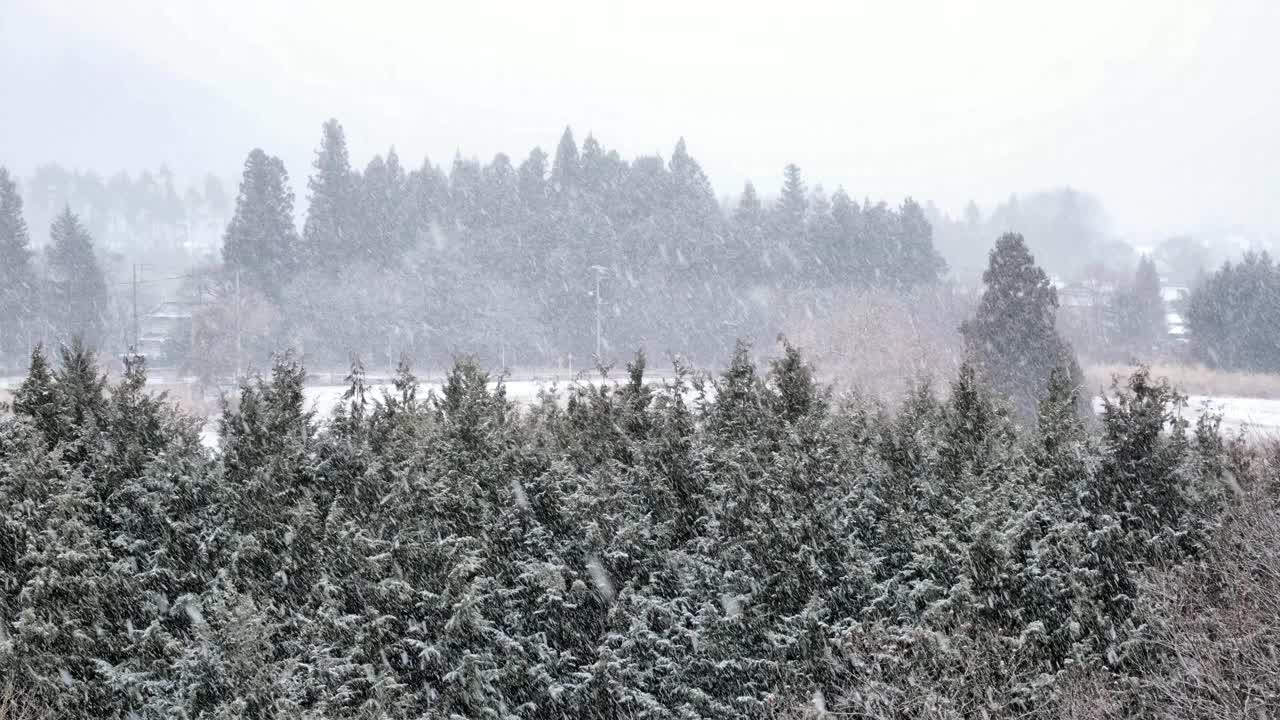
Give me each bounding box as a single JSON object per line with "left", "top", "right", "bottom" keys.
{"left": 3, "top": 0, "right": 1279, "bottom": 245}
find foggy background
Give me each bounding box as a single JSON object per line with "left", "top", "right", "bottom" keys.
{"left": 4, "top": 0, "right": 1278, "bottom": 245}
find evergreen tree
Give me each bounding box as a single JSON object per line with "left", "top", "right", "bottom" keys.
{"left": 11, "top": 344, "right": 62, "bottom": 444}
{"left": 221, "top": 149, "right": 299, "bottom": 299}
{"left": 45, "top": 208, "right": 108, "bottom": 348}
{"left": 731, "top": 182, "right": 767, "bottom": 283}
{"left": 0, "top": 335, "right": 1257, "bottom": 716}
{"left": 302, "top": 118, "right": 359, "bottom": 271}
{"left": 666, "top": 138, "right": 722, "bottom": 276}
{"left": 858, "top": 200, "right": 894, "bottom": 286}
{"left": 517, "top": 146, "right": 550, "bottom": 213}
{"left": 1114, "top": 254, "right": 1166, "bottom": 357}
{"left": 828, "top": 187, "right": 861, "bottom": 284}
{"left": 770, "top": 164, "right": 808, "bottom": 280}
{"left": 404, "top": 156, "right": 450, "bottom": 248}
{"left": 895, "top": 197, "right": 947, "bottom": 287}
{"left": 578, "top": 134, "right": 610, "bottom": 202}
{"left": 961, "top": 233, "right": 1082, "bottom": 421}
{"left": 1186, "top": 251, "right": 1280, "bottom": 372}
{"left": 358, "top": 147, "right": 408, "bottom": 265}
{"left": 480, "top": 152, "right": 521, "bottom": 228}
{"left": 805, "top": 186, "right": 838, "bottom": 286}
{"left": 0, "top": 167, "right": 36, "bottom": 364}
{"left": 550, "top": 126, "right": 580, "bottom": 196}
{"left": 449, "top": 153, "right": 485, "bottom": 228}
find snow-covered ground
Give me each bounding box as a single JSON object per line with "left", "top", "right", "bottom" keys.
{"left": 5, "top": 373, "right": 1275, "bottom": 449}
{"left": 196, "top": 383, "right": 1280, "bottom": 451}
{"left": 200, "top": 377, "right": 684, "bottom": 450}
{"left": 1184, "top": 395, "right": 1280, "bottom": 438}
{"left": 299, "top": 378, "right": 577, "bottom": 415}
{"left": 1093, "top": 394, "right": 1280, "bottom": 439}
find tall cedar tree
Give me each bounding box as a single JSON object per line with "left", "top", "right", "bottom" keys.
{"left": 1186, "top": 251, "right": 1280, "bottom": 372}
{"left": 1113, "top": 254, "right": 1166, "bottom": 356}
{"left": 194, "top": 125, "right": 961, "bottom": 366}
{"left": 302, "top": 118, "right": 359, "bottom": 271}
{"left": 45, "top": 208, "right": 108, "bottom": 348}
{"left": 961, "top": 233, "right": 1083, "bottom": 420}
{"left": 0, "top": 167, "right": 36, "bottom": 363}
{"left": 550, "top": 126, "right": 580, "bottom": 196}
{"left": 771, "top": 163, "right": 808, "bottom": 280}
{"left": 222, "top": 149, "right": 300, "bottom": 299}
{"left": 358, "top": 148, "right": 408, "bottom": 266}
{"left": 0, "top": 342, "right": 1250, "bottom": 717}
{"left": 897, "top": 197, "right": 948, "bottom": 287}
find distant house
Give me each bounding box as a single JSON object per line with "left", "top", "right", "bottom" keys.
{"left": 1056, "top": 279, "right": 1114, "bottom": 309}
{"left": 1160, "top": 285, "right": 1190, "bottom": 343}
{"left": 138, "top": 301, "right": 197, "bottom": 364}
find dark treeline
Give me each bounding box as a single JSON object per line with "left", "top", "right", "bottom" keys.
{"left": 1186, "top": 250, "right": 1280, "bottom": 373}
{"left": 204, "top": 120, "right": 948, "bottom": 373}
{"left": 1055, "top": 255, "right": 1172, "bottom": 366}
{"left": 0, "top": 166, "right": 230, "bottom": 367}
{"left": 927, "top": 188, "right": 1129, "bottom": 281}
{"left": 1, "top": 122, "right": 948, "bottom": 374}
{"left": 2, "top": 337, "right": 1275, "bottom": 717}
{"left": 14, "top": 163, "right": 230, "bottom": 259}
{"left": 1, "top": 168, "right": 111, "bottom": 361}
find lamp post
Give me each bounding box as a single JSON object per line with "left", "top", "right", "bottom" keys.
{"left": 589, "top": 265, "right": 609, "bottom": 361}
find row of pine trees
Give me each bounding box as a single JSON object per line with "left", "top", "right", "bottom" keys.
{"left": 1, "top": 120, "right": 949, "bottom": 373}
{"left": 213, "top": 120, "right": 947, "bottom": 369}
{"left": 1, "top": 223, "right": 1269, "bottom": 716}
{"left": 0, "top": 167, "right": 110, "bottom": 361}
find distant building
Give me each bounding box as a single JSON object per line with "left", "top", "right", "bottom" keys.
{"left": 1056, "top": 279, "right": 1114, "bottom": 309}
{"left": 1160, "top": 285, "right": 1189, "bottom": 343}
{"left": 137, "top": 301, "right": 198, "bottom": 365}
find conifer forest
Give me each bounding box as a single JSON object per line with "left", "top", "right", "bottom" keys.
{"left": 5, "top": 3, "right": 1280, "bottom": 718}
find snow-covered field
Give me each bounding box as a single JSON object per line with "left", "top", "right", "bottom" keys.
{"left": 1183, "top": 395, "right": 1280, "bottom": 438}
{"left": 196, "top": 382, "right": 1280, "bottom": 450}
{"left": 6, "top": 373, "right": 1276, "bottom": 449}
{"left": 1087, "top": 394, "right": 1280, "bottom": 439}
{"left": 200, "top": 377, "right": 681, "bottom": 449}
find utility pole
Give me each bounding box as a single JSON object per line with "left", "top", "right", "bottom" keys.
{"left": 234, "top": 268, "right": 242, "bottom": 383}
{"left": 132, "top": 264, "right": 139, "bottom": 351}
{"left": 590, "top": 265, "right": 607, "bottom": 361}
{"left": 130, "top": 263, "right": 152, "bottom": 352}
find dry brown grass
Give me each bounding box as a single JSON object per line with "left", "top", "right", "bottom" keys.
{"left": 1087, "top": 363, "right": 1280, "bottom": 399}
{"left": 784, "top": 286, "right": 976, "bottom": 404}
{"left": 0, "top": 682, "right": 46, "bottom": 720}
{"left": 145, "top": 381, "right": 213, "bottom": 417}
{"left": 1128, "top": 484, "right": 1280, "bottom": 716}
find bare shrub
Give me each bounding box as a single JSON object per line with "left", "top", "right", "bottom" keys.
{"left": 1086, "top": 363, "right": 1280, "bottom": 400}
{"left": 0, "top": 682, "right": 47, "bottom": 720}
{"left": 783, "top": 286, "right": 976, "bottom": 403}
{"left": 1126, "top": 483, "right": 1280, "bottom": 717}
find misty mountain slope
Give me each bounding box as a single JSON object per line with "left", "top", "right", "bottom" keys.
{"left": 0, "top": 35, "right": 274, "bottom": 180}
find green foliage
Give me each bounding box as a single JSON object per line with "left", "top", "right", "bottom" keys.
{"left": 301, "top": 118, "right": 360, "bottom": 272}
{"left": 222, "top": 148, "right": 300, "bottom": 299}
{"left": 44, "top": 209, "right": 108, "bottom": 348}
{"left": 1111, "top": 255, "right": 1166, "bottom": 357}
{"left": 1186, "top": 250, "right": 1280, "bottom": 372}
{"left": 0, "top": 167, "right": 36, "bottom": 366}
{"left": 0, "top": 342, "right": 1243, "bottom": 717}
{"left": 962, "top": 233, "right": 1084, "bottom": 421}
{"left": 215, "top": 125, "right": 953, "bottom": 371}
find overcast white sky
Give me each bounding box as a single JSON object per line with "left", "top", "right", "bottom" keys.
{"left": 3, "top": 0, "right": 1278, "bottom": 242}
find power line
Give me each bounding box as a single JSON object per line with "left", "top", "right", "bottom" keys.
{"left": 111, "top": 271, "right": 200, "bottom": 287}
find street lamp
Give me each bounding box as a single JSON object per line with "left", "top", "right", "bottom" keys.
{"left": 588, "top": 265, "right": 609, "bottom": 361}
